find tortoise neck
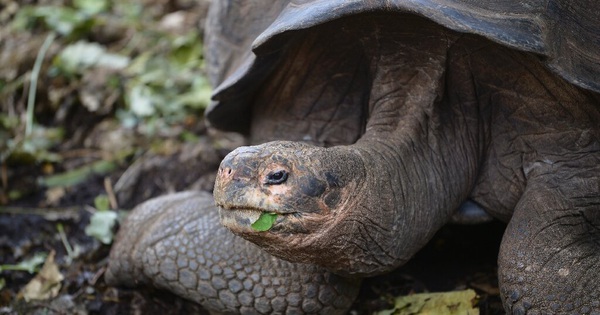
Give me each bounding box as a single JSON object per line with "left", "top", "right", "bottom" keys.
{"left": 317, "top": 22, "right": 483, "bottom": 276}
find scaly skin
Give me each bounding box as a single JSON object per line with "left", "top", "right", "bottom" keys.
{"left": 105, "top": 191, "right": 360, "bottom": 314}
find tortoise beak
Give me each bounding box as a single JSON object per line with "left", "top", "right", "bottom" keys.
{"left": 215, "top": 146, "right": 279, "bottom": 232}
{"left": 214, "top": 146, "right": 261, "bottom": 207}
{"left": 215, "top": 146, "right": 260, "bottom": 190}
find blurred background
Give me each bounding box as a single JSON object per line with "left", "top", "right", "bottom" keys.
{"left": 0, "top": 1, "right": 246, "bottom": 313}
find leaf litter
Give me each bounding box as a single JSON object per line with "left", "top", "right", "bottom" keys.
{"left": 18, "top": 250, "right": 64, "bottom": 302}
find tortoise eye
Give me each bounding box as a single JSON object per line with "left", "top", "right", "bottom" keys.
{"left": 265, "top": 170, "right": 288, "bottom": 185}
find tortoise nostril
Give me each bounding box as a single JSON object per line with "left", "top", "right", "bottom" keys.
{"left": 265, "top": 170, "right": 288, "bottom": 185}
{"left": 219, "top": 167, "right": 233, "bottom": 177}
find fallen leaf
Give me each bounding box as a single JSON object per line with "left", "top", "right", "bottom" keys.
{"left": 85, "top": 210, "right": 118, "bottom": 244}
{"left": 94, "top": 194, "right": 111, "bottom": 211}
{"left": 19, "top": 250, "right": 64, "bottom": 302}
{"left": 55, "top": 41, "right": 130, "bottom": 74}
{"left": 44, "top": 186, "right": 66, "bottom": 206}
{"left": 376, "top": 289, "right": 479, "bottom": 315}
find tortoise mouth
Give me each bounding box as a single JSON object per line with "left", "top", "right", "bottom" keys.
{"left": 217, "top": 204, "right": 297, "bottom": 233}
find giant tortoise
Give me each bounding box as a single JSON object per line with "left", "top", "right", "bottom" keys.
{"left": 107, "top": 0, "right": 600, "bottom": 313}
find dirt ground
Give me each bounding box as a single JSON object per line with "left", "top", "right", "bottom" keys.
{"left": 0, "top": 0, "right": 506, "bottom": 314}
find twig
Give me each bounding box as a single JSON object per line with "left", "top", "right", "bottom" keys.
{"left": 26, "top": 32, "right": 57, "bottom": 136}
{"left": 0, "top": 205, "right": 80, "bottom": 220}
{"left": 104, "top": 177, "right": 119, "bottom": 210}
{"left": 56, "top": 223, "right": 75, "bottom": 262}
{"left": 90, "top": 266, "right": 106, "bottom": 286}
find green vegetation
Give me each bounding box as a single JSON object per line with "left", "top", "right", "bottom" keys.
{"left": 0, "top": 252, "right": 48, "bottom": 274}
{"left": 1, "top": 0, "right": 211, "bottom": 202}
{"left": 251, "top": 212, "right": 278, "bottom": 232}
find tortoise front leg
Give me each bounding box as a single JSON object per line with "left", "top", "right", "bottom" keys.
{"left": 106, "top": 191, "right": 360, "bottom": 314}
{"left": 498, "top": 168, "right": 600, "bottom": 313}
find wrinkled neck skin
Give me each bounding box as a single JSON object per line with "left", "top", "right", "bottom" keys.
{"left": 315, "top": 24, "right": 478, "bottom": 276}
{"left": 216, "top": 16, "right": 481, "bottom": 277}
{"left": 342, "top": 71, "right": 460, "bottom": 275}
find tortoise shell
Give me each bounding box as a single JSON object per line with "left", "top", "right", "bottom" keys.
{"left": 203, "top": 0, "right": 600, "bottom": 132}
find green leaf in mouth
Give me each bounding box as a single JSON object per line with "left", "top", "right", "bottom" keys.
{"left": 251, "top": 212, "right": 278, "bottom": 231}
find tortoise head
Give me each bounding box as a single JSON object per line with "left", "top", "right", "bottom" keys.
{"left": 214, "top": 141, "right": 369, "bottom": 274}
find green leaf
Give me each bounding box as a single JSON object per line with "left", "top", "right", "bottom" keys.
{"left": 54, "top": 41, "right": 130, "bottom": 75}
{"left": 376, "top": 289, "right": 479, "bottom": 315}
{"left": 173, "top": 76, "right": 212, "bottom": 109}
{"left": 127, "top": 83, "right": 157, "bottom": 117}
{"left": 0, "top": 114, "right": 19, "bottom": 129}
{"left": 38, "top": 159, "right": 117, "bottom": 188}
{"left": 0, "top": 252, "right": 48, "bottom": 274}
{"left": 73, "top": 0, "right": 109, "bottom": 15}
{"left": 180, "top": 131, "right": 199, "bottom": 142}
{"left": 85, "top": 210, "right": 118, "bottom": 244}
{"left": 94, "top": 194, "right": 111, "bottom": 211}
{"left": 12, "top": 6, "right": 89, "bottom": 36}
{"left": 4, "top": 126, "right": 64, "bottom": 164}
{"left": 168, "top": 33, "right": 202, "bottom": 70}
{"left": 251, "top": 213, "right": 278, "bottom": 232}
{"left": 37, "top": 6, "right": 84, "bottom": 35}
